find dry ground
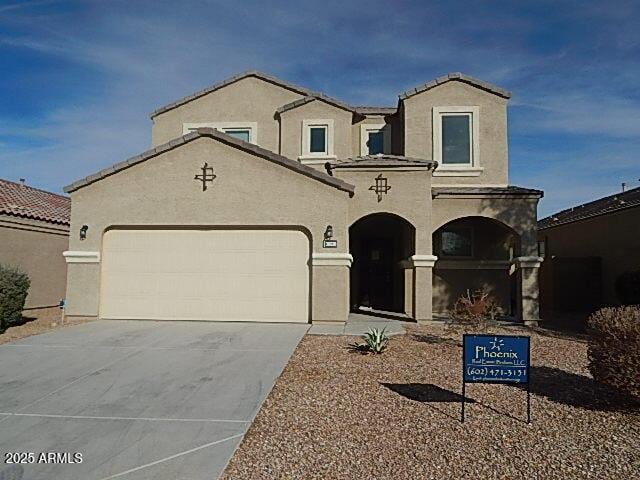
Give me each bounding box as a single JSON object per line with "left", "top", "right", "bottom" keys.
{"left": 0, "top": 307, "right": 91, "bottom": 345}
{"left": 222, "top": 324, "right": 639, "bottom": 480}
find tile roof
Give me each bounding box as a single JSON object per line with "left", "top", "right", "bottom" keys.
{"left": 330, "top": 154, "right": 436, "bottom": 169}
{"left": 432, "top": 186, "right": 543, "bottom": 197}
{"left": 399, "top": 72, "right": 511, "bottom": 100}
{"left": 276, "top": 94, "right": 356, "bottom": 115}
{"left": 64, "top": 128, "right": 355, "bottom": 196}
{"left": 150, "top": 70, "right": 315, "bottom": 119}
{"left": 0, "top": 178, "right": 70, "bottom": 225}
{"left": 353, "top": 106, "right": 397, "bottom": 115}
{"left": 538, "top": 186, "right": 640, "bottom": 229}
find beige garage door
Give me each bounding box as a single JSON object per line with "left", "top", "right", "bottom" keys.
{"left": 100, "top": 229, "right": 309, "bottom": 322}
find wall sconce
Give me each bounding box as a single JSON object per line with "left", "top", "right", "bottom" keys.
{"left": 79, "top": 225, "right": 88, "bottom": 240}
{"left": 324, "top": 225, "right": 333, "bottom": 240}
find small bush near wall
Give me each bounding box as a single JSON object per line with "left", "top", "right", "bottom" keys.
{"left": 446, "top": 289, "right": 503, "bottom": 332}
{"left": 0, "top": 264, "right": 31, "bottom": 331}
{"left": 587, "top": 306, "right": 640, "bottom": 402}
{"left": 615, "top": 271, "right": 640, "bottom": 305}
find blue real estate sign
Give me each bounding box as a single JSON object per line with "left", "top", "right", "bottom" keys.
{"left": 463, "top": 334, "right": 530, "bottom": 384}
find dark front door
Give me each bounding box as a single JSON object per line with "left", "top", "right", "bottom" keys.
{"left": 358, "top": 237, "right": 394, "bottom": 310}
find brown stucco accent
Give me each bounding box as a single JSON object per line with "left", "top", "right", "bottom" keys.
{"left": 0, "top": 214, "right": 69, "bottom": 309}
{"left": 64, "top": 128, "right": 355, "bottom": 196}
{"left": 399, "top": 72, "right": 512, "bottom": 100}
{"left": 150, "top": 70, "right": 315, "bottom": 119}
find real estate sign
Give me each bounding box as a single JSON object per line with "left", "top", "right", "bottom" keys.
{"left": 463, "top": 334, "right": 529, "bottom": 383}
{"left": 461, "top": 334, "right": 531, "bottom": 422}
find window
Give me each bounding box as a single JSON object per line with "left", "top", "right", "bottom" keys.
{"left": 182, "top": 122, "right": 258, "bottom": 144}
{"left": 368, "top": 132, "right": 384, "bottom": 154}
{"left": 360, "top": 123, "right": 391, "bottom": 156}
{"left": 440, "top": 227, "right": 473, "bottom": 258}
{"left": 432, "top": 106, "right": 481, "bottom": 176}
{"left": 309, "top": 127, "right": 327, "bottom": 154}
{"left": 301, "top": 119, "right": 335, "bottom": 161}
{"left": 537, "top": 239, "right": 546, "bottom": 258}
{"left": 442, "top": 115, "right": 470, "bottom": 164}
{"left": 224, "top": 129, "right": 251, "bottom": 142}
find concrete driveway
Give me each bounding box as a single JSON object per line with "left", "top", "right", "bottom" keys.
{"left": 0, "top": 320, "right": 307, "bottom": 480}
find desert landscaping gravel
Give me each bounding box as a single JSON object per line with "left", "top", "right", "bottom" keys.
{"left": 0, "top": 308, "right": 90, "bottom": 345}
{"left": 222, "top": 324, "right": 639, "bottom": 479}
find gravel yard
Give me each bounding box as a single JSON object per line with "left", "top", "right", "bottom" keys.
{"left": 222, "top": 324, "right": 639, "bottom": 479}
{"left": 0, "top": 308, "right": 90, "bottom": 345}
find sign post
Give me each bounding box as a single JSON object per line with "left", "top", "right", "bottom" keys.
{"left": 462, "top": 334, "right": 531, "bottom": 423}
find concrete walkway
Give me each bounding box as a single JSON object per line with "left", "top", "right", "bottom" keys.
{"left": 308, "top": 310, "right": 412, "bottom": 336}
{"left": 0, "top": 320, "right": 307, "bottom": 480}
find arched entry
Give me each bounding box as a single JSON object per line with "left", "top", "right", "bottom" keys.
{"left": 350, "top": 213, "right": 415, "bottom": 313}
{"left": 432, "top": 216, "right": 521, "bottom": 317}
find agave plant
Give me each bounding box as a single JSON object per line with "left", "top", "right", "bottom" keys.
{"left": 355, "top": 327, "right": 390, "bottom": 354}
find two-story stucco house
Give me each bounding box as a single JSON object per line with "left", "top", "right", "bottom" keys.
{"left": 63, "top": 71, "right": 543, "bottom": 326}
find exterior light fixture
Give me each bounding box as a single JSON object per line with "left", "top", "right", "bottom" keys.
{"left": 79, "top": 225, "right": 88, "bottom": 240}
{"left": 324, "top": 225, "right": 333, "bottom": 240}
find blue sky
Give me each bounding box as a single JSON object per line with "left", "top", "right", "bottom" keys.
{"left": 0, "top": 0, "right": 638, "bottom": 217}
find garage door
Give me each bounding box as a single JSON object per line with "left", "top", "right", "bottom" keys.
{"left": 99, "top": 229, "right": 309, "bottom": 322}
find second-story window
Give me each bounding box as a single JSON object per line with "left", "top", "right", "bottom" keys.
{"left": 309, "top": 126, "right": 327, "bottom": 154}
{"left": 359, "top": 123, "right": 391, "bottom": 156}
{"left": 301, "top": 119, "right": 335, "bottom": 161}
{"left": 182, "top": 122, "right": 258, "bottom": 144}
{"left": 432, "top": 106, "right": 480, "bottom": 171}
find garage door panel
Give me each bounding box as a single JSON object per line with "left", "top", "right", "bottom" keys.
{"left": 100, "top": 230, "right": 309, "bottom": 322}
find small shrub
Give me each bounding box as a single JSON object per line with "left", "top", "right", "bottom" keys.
{"left": 446, "top": 288, "right": 502, "bottom": 332}
{"left": 615, "top": 270, "right": 640, "bottom": 305}
{"left": 350, "top": 328, "right": 390, "bottom": 354}
{"left": 0, "top": 264, "right": 31, "bottom": 331}
{"left": 587, "top": 306, "right": 640, "bottom": 402}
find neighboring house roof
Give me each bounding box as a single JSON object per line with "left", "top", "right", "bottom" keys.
{"left": 330, "top": 155, "right": 436, "bottom": 169}
{"left": 399, "top": 72, "right": 512, "bottom": 100}
{"left": 353, "top": 106, "right": 397, "bottom": 116}
{"left": 432, "top": 186, "right": 543, "bottom": 197}
{"left": 276, "top": 94, "right": 356, "bottom": 115}
{"left": 538, "top": 186, "right": 640, "bottom": 230}
{"left": 0, "top": 178, "right": 70, "bottom": 225}
{"left": 64, "top": 128, "right": 355, "bottom": 196}
{"left": 150, "top": 70, "right": 315, "bottom": 119}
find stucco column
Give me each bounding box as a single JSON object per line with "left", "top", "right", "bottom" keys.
{"left": 410, "top": 255, "right": 438, "bottom": 324}
{"left": 311, "top": 253, "right": 352, "bottom": 324}
{"left": 514, "top": 256, "right": 543, "bottom": 326}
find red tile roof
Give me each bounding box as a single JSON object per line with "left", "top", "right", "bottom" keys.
{"left": 0, "top": 179, "right": 70, "bottom": 225}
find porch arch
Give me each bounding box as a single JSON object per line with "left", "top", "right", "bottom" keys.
{"left": 349, "top": 213, "right": 415, "bottom": 313}
{"left": 432, "top": 216, "right": 522, "bottom": 317}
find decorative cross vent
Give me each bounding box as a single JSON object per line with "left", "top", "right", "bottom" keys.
{"left": 194, "top": 162, "right": 217, "bottom": 191}
{"left": 369, "top": 174, "right": 391, "bottom": 202}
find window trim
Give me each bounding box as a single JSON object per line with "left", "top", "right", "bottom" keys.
{"left": 300, "top": 119, "right": 335, "bottom": 162}
{"left": 439, "top": 226, "right": 474, "bottom": 259}
{"left": 182, "top": 122, "right": 258, "bottom": 144}
{"left": 432, "top": 106, "right": 481, "bottom": 177}
{"left": 359, "top": 123, "right": 391, "bottom": 156}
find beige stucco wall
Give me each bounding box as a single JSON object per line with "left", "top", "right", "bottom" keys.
{"left": 333, "top": 168, "right": 433, "bottom": 253}
{"left": 278, "top": 100, "right": 353, "bottom": 162}
{"left": 151, "top": 77, "right": 303, "bottom": 151}
{"left": 433, "top": 268, "right": 511, "bottom": 314}
{"left": 539, "top": 206, "right": 640, "bottom": 306}
{"left": 351, "top": 115, "right": 396, "bottom": 157}
{"left": 432, "top": 195, "right": 539, "bottom": 256}
{"left": 66, "top": 136, "right": 351, "bottom": 321}
{"left": 402, "top": 82, "right": 509, "bottom": 186}
{"left": 0, "top": 214, "right": 69, "bottom": 309}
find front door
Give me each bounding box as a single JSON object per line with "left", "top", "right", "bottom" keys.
{"left": 358, "top": 237, "right": 394, "bottom": 310}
